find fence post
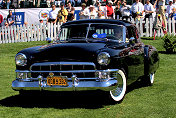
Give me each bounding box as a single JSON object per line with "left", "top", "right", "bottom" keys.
{"left": 7, "top": 26, "right": 11, "bottom": 43}
{"left": 168, "top": 18, "right": 171, "bottom": 34}
{"left": 40, "top": 24, "right": 43, "bottom": 41}
{"left": 140, "top": 18, "right": 143, "bottom": 37}
{"left": 27, "top": 25, "right": 30, "bottom": 42}
{"left": 11, "top": 26, "right": 14, "bottom": 43}
{"left": 149, "top": 18, "right": 153, "bottom": 37}
{"left": 33, "top": 25, "right": 37, "bottom": 41}
{"left": 14, "top": 25, "right": 17, "bottom": 43}
{"left": 30, "top": 24, "right": 33, "bottom": 41}
{"left": 24, "top": 25, "right": 27, "bottom": 42}
{"left": 172, "top": 17, "right": 175, "bottom": 34}
{"left": 57, "top": 23, "right": 60, "bottom": 38}
{"left": 54, "top": 23, "right": 56, "bottom": 41}
{"left": 20, "top": 25, "right": 24, "bottom": 42}
{"left": 43, "top": 24, "right": 47, "bottom": 41}
{"left": 51, "top": 23, "right": 53, "bottom": 41}
{"left": 146, "top": 18, "right": 149, "bottom": 37}
{"left": 36, "top": 25, "right": 40, "bottom": 41}
{"left": 2, "top": 26, "right": 5, "bottom": 43}
{"left": 5, "top": 27, "right": 8, "bottom": 43}
{"left": 47, "top": 23, "right": 50, "bottom": 38}
{"left": 17, "top": 25, "right": 20, "bottom": 42}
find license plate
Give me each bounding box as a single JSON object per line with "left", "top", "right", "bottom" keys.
{"left": 47, "top": 76, "right": 68, "bottom": 86}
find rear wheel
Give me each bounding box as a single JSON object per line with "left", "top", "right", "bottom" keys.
{"left": 109, "top": 70, "right": 127, "bottom": 102}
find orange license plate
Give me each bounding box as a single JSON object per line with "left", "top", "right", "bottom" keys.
{"left": 47, "top": 76, "right": 68, "bottom": 86}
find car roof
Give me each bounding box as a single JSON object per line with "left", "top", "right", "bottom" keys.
{"left": 61, "top": 19, "right": 133, "bottom": 27}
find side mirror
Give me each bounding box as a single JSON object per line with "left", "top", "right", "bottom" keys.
{"left": 46, "top": 37, "right": 52, "bottom": 43}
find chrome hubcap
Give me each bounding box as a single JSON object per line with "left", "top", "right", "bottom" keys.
{"left": 110, "top": 70, "right": 126, "bottom": 101}
{"left": 111, "top": 75, "right": 123, "bottom": 97}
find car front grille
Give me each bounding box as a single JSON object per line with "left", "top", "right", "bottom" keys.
{"left": 30, "top": 62, "right": 96, "bottom": 78}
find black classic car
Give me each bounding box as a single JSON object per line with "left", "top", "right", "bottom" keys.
{"left": 12, "top": 19, "right": 159, "bottom": 102}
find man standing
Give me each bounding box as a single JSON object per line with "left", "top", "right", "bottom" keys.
{"left": 0, "top": 14, "right": 3, "bottom": 27}
{"left": 120, "top": 0, "right": 131, "bottom": 20}
{"left": 47, "top": 4, "right": 58, "bottom": 24}
{"left": 105, "top": 1, "right": 114, "bottom": 19}
{"left": 5, "top": 10, "right": 15, "bottom": 27}
{"left": 79, "top": 3, "right": 89, "bottom": 19}
{"left": 158, "top": 0, "right": 167, "bottom": 31}
{"left": 166, "top": 0, "right": 175, "bottom": 18}
{"left": 131, "top": 0, "right": 144, "bottom": 19}
{"left": 57, "top": 3, "right": 68, "bottom": 24}
{"left": 66, "top": 1, "right": 75, "bottom": 21}
{"left": 144, "top": 0, "right": 154, "bottom": 20}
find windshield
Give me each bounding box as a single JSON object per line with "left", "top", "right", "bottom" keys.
{"left": 58, "top": 24, "right": 125, "bottom": 42}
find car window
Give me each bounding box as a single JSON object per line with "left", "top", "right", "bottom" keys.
{"left": 127, "top": 26, "right": 139, "bottom": 39}
{"left": 59, "top": 24, "right": 89, "bottom": 40}
{"left": 58, "top": 24, "right": 124, "bottom": 42}
{"left": 88, "top": 24, "right": 123, "bottom": 41}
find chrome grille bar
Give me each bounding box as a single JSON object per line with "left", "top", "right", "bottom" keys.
{"left": 30, "top": 62, "right": 96, "bottom": 71}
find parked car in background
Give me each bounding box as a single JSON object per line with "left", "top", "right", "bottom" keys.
{"left": 12, "top": 19, "right": 159, "bottom": 102}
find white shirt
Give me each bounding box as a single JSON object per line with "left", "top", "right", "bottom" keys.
{"left": 144, "top": 3, "right": 154, "bottom": 12}
{"left": 173, "top": 2, "right": 176, "bottom": 8}
{"left": 120, "top": 6, "right": 131, "bottom": 16}
{"left": 48, "top": 9, "right": 58, "bottom": 19}
{"left": 166, "top": 4, "right": 174, "bottom": 14}
{"left": 88, "top": 9, "right": 97, "bottom": 19}
{"left": 158, "top": 0, "right": 165, "bottom": 6}
{"left": 79, "top": 8, "right": 89, "bottom": 19}
{"left": 131, "top": 2, "right": 144, "bottom": 13}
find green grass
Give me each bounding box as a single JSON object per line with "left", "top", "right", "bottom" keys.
{"left": 0, "top": 39, "right": 176, "bottom": 118}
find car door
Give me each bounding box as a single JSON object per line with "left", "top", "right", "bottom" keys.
{"left": 126, "top": 25, "right": 144, "bottom": 84}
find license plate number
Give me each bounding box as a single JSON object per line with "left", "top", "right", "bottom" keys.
{"left": 47, "top": 76, "right": 68, "bottom": 86}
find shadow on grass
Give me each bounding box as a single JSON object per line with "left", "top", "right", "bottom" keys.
{"left": 141, "top": 37, "right": 161, "bottom": 40}
{"left": 141, "top": 37, "right": 154, "bottom": 40}
{"left": 0, "top": 80, "right": 148, "bottom": 109}
{"left": 158, "top": 51, "right": 176, "bottom": 54}
{"left": 0, "top": 91, "right": 116, "bottom": 109}
{"left": 126, "top": 79, "right": 149, "bottom": 94}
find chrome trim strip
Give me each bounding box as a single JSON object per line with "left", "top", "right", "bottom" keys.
{"left": 12, "top": 78, "right": 118, "bottom": 92}
{"left": 31, "top": 62, "right": 96, "bottom": 66}
{"left": 30, "top": 62, "right": 96, "bottom": 71}
{"left": 31, "top": 70, "right": 96, "bottom": 73}
{"left": 16, "top": 69, "right": 118, "bottom": 73}
{"left": 21, "top": 77, "right": 98, "bottom": 81}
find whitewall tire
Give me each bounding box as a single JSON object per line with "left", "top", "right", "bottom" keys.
{"left": 110, "top": 70, "right": 127, "bottom": 102}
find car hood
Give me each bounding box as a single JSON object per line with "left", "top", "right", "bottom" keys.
{"left": 18, "top": 42, "right": 111, "bottom": 63}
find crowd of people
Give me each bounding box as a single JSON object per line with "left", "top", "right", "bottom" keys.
{"left": 1, "top": 0, "right": 176, "bottom": 28}
{"left": 45, "top": 0, "right": 176, "bottom": 24}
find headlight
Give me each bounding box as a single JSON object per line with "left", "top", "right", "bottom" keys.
{"left": 97, "top": 52, "right": 110, "bottom": 66}
{"left": 15, "top": 53, "right": 27, "bottom": 66}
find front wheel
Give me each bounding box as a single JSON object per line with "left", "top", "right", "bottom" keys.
{"left": 109, "top": 70, "right": 127, "bottom": 102}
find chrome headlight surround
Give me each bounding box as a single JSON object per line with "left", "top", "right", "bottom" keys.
{"left": 97, "top": 52, "right": 110, "bottom": 66}
{"left": 15, "top": 53, "right": 27, "bottom": 66}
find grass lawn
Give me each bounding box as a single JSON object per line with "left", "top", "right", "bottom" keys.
{"left": 0, "top": 39, "right": 176, "bottom": 118}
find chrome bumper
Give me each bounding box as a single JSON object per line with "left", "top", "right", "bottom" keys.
{"left": 12, "top": 69, "right": 120, "bottom": 92}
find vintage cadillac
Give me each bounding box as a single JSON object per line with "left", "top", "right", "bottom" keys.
{"left": 12, "top": 19, "right": 159, "bottom": 102}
